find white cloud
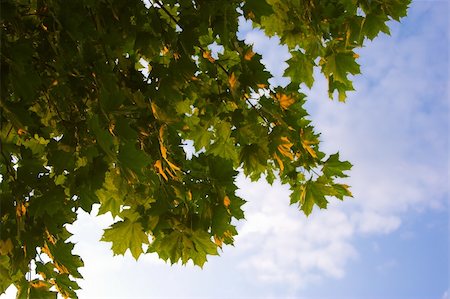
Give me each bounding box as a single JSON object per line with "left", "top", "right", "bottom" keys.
{"left": 234, "top": 178, "right": 358, "bottom": 289}
{"left": 351, "top": 212, "right": 401, "bottom": 235}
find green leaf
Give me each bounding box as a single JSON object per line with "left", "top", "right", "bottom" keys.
{"left": 115, "top": 118, "right": 138, "bottom": 141}
{"left": 53, "top": 273, "right": 80, "bottom": 299}
{"left": 331, "top": 183, "right": 353, "bottom": 200}
{"left": 45, "top": 241, "right": 84, "bottom": 279}
{"left": 322, "top": 153, "right": 352, "bottom": 178}
{"left": 242, "top": 0, "right": 273, "bottom": 22}
{"left": 290, "top": 179, "right": 329, "bottom": 216}
{"left": 147, "top": 230, "right": 182, "bottom": 264}
{"left": 210, "top": 140, "right": 238, "bottom": 162}
{"left": 102, "top": 218, "right": 149, "bottom": 260}
{"left": 96, "top": 170, "right": 125, "bottom": 217}
{"left": 118, "top": 142, "right": 151, "bottom": 175}
{"left": 88, "top": 115, "right": 115, "bottom": 158}
{"left": 190, "top": 230, "right": 219, "bottom": 267}
{"left": 324, "top": 52, "right": 361, "bottom": 84}
{"left": 239, "top": 144, "right": 268, "bottom": 179}
{"left": 29, "top": 280, "right": 57, "bottom": 299}
{"left": 189, "top": 126, "right": 213, "bottom": 151}
{"left": 1, "top": 0, "right": 410, "bottom": 294}
{"left": 363, "top": 13, "right": 391, "bottom": 40}
{"left": 285, "top": 51, "right": 315, "bottom": 88}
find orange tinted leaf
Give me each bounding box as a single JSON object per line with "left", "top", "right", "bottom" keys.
{"left": 257, "top": 83, "right": 267, "bottom": 89}
{"left": 229, "top": 72, "right": 237, "bottom": 91}
{"left": 16, "top": 202, "right": 26, "bottom": 217}
{"left": 30, "top": 280, "right": 48, "bottom": 288}
{"left": 45, "top": 229, "right": 57, "bottom": 245}
{"left": 165, "top": 166, "right": 176, "bottom": 179}
{"left": 151, "top": 102, "right": 161, "bottom": 119}
{"left": 223, "top": 195, "right": 231, "bottom": 208}
{"left": 276, "top": 93, "right": 295, "bottom": 110}
{"left": 166, "top": 160, "right": 180, "bottom": 172}
{"left": 244, "top": 49, "right": 255, "bottom": 61}
{"left": 161, "top": 46, "right": 170, "bottom": 55}
{"left": 214, "top": 235, "right": 223, "bottom": 248}
{"left": 300, "top": 129, "right": 318, "bottom": 158}
{"left": 277, "top": 136, "right": 294, "bottom": 160}
{"left": 301, "top": 140, "right": 317, "bottom": 158}
{"left": 160, "top": 144, "right": 168, "bottom": 159}
{"left": 109, "top": 122, "right": 115, "bottom": 136}
{"left": 202, "top": 50, "right": 215, "bottom": 62}
{"left": 154, "top": 160, "right": 168, "bottom": 181}
{"left": 273, "top": 153, "right": 284, "bottom": 173}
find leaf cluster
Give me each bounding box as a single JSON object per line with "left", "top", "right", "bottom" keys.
{"left": 0, "top": 0, "right": 409, "bottom": 297}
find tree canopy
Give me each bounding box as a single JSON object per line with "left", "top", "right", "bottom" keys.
{"left": 0, "top": 0, "right": 409, "bottom": 297}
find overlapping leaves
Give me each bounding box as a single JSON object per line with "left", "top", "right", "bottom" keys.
{"left": 0, "top": 0, "right": 410, "bottom": 297}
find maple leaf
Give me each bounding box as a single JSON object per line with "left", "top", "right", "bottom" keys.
{"left": 102, "top": 218, "right": 149, "bottom": 260}
{"left": 276, "top": 93, "right": 295, "bottom": 110}
{"left": 322, "top": 153, "right": 353, "bottom": 179}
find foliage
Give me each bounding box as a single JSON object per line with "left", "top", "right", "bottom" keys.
{"left": 0, "top": 0, "right": 409, "bottom": 297}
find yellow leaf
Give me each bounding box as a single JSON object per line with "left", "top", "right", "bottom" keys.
{"left": 154, "top": 160, "right": 168, "bottom": 181}
{"left": 166, "top": 166, "right": 177, "bottom": 179}
{"left": 202, "top": 50, "right": 215, "bottom": 63}
{"left": 41, "top": 243, "right": 52, "bottom": 259}
{"left": 213, "top": 235, "right": 223, "bottom": 248}
{"left": 257, "top": 83, "right": 267, "bottom": 89}
{"left": 159, "top": 125, "right": 165, "bottom": 141}
{"left": 300, "top": 129, "right": 318, "bottom": 158}
{"left": 161, "top": 46, "right": 169, "bottom": 55}
{"left": 223, "top": 230, "right": 234, "bottom": 240}
{"left": 45, "top": 229, "right": 57, "bottom": 245}
{"left": 158, "top": 126, "right": 168, "bottom": 159}
{"left": 276, "top": 93, "right": 295, "bottom": 110}
{"left": 244, "top": 49, "right": 255, "bottom": 61}
{"left": 166, "top": 159, "right": 180, "bottom": 172}
{"left": 299, "top": 185, "right": 307, "bottom": 204}
{"left": 0, "top": 238, "right": 13, "bottom": 255}
{"left": 277, "top": 136, "right": 294, "bottom": 160}
{"left": 151, "top": 102, "right": 160, "bottom": 119}
{"left": 301, "top": 140, "right": 317, "bottom": 158}
{"left": 55, "top": 262, "right": 69, "bottom": 275}
{"left": 228, "top": 72, "right": 237, "bottom": 91}
{"left": 340, "top": 184, "right": 353, "bottom": 197}
{"left": 223, "top": 195, "right": 231, "bottom": 208}
{"left": 16, "top": 202, "right": 26, "bottom": 217}
{"left": 273, "top": 153, "right": 284, "bottom": 173}
{"left": 30, "top": 280, "right": 48, "bottom": 288}
{"left": 160, "top": 143, "right": 167, "bottom": 160}
{"left": 109, "top": 122, "right": 115, "bottom": 136}
{"left": 139, "top": 129, "right": 150, "bottom": 137}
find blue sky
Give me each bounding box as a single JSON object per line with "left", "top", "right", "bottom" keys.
{"left": 2, "top": 1, "right": 448, "bottom": 298}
